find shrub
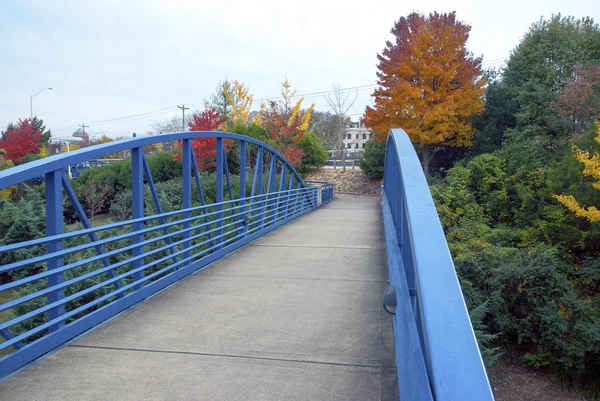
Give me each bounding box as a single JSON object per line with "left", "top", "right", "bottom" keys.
{"left": 19, "top": 153, "right": 42, "bottom": 165}
{"left": 359, "top": 140, "right": 386, "bottom": 179}
{"left": 456, "top": 246, "right": 600, "bottom": 390}
{"left": 297, "top": 131, "right": 327, "bottom": 174}
{"left": 146, "top": 152, "right": 181, "bottom": 182}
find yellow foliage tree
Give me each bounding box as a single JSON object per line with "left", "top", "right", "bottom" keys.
{"left": 99, "top": 135, "right": 114, "bottom": 144}
{"left": 278, "top": 78, "right": 315, "bottom": 130}
{"left": 224, "top": 80, "right": 253, "bottom": 126}
{"left": 61, "top": 144, "right": 80, "bottom": 153}
{"left": 39, "top": 145, "right": 50, "bottom": 158}
{"left": 0, "top": 153, "right": 16, "bottom": 200}
{"left": 555, "top": 123, "right": 600, "bottom": 222}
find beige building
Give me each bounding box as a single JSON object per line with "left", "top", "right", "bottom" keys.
{"left": 342, "top": 121, "right": 373, "bottom": 152}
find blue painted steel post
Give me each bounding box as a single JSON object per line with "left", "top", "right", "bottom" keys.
{"left": 277, "top": 164, "right": 287, "bottom": 222}
{"left": 131, "top": 147, "right": 145, "bottom": 290}
{"left": 252, "top": 147, "right": 264, "bottom": 226}
{"left": 216, "top": 138, "right": 224, "bottom": 249}
{"left": 264, "top": 156, "right": 277, "bottom": 227}
{"left": 45, "top": 170, "right": 65, "bottom": 332}
{"left": 286, "top": 175, "right": 295, "bottom": 218}
{"left": 182, "top": 139, "right": 192, "bottom": 264}
{"left": 239, "top": 141, "right": 247, "bottom": 234}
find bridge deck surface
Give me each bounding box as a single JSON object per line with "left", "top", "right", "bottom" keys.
{"left": 0, "top": 194, "right": 397, "bottom": 401}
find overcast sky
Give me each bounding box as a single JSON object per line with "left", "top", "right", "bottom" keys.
{"left": 1, "top": 0, "right": 598, "bottom": 138}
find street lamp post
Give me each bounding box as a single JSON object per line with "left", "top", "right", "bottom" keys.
{"left": 30, "top": 87, "right": 53, "bottom": 120}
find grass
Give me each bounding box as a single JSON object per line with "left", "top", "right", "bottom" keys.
{"left": 65, "top": 211, "right": 116, "bottom": 231}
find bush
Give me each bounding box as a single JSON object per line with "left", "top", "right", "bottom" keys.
{"left": 298, "top": 131, "right": 327, "bottom": 174}
{"left": 19, "top": 154, "right": 42, "bottom": 165}
{"left": 146, "top": 152, "right": 181, "bottom": 182}
{"left": 456, "top": 246, "right": 600, "bottom": 390}
{"left": 359, "top": 140, "right": 386, "bottom": 179}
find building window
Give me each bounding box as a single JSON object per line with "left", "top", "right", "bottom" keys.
{"left": 355, "top": 143, "right": 359, "bottom": 149}
{"left": 369, "top": 133, "right": 374, "bottom": 139}
{"left": 347, "top": 143, "right": 352, "bottom": 149}
{"left": 362, "top": 143, "right": 366, "bottom": 149}
{"left": 363, "top": 133, "right": 366, "bottom": 139}
{"left": 355, "top": 134, "right": 359, "bottom": 139}
{"left": 347, "top": 133, "right": 351, "bottom": 139}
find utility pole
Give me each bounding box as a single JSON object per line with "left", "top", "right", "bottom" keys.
{"left": 177, "top": 105, "right": 189, "bottom": 132}
{"left": 79, "top": 123, "right": 89, "bottom": 135}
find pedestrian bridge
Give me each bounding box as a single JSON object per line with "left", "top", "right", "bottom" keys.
{"left": 0, "top": 130, "right": 494, "bottom": 400}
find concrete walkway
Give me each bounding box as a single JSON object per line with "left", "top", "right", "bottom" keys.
{"left": 0, "top": 195, "right": 397, "bottom": 401}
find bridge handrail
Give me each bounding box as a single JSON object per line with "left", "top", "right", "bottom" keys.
{"left": 0, "top": 131, "right": 322, "bottom": 380}
{"left": 382, "top": 128, "right": 494, "bottom": 400}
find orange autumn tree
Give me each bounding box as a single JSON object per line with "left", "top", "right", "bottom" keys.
{"left": 364, "top": 11, "right": 486, "bottom": 176}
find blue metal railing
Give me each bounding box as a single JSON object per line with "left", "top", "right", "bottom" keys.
{"left": 304, "top": 181, "right": 335, "bottom": 204}
{"left": 382, "top": 129, "right": 494, "bottom": 400}
{"left": 0, "top": 132, "right": 326, "bottom": 379}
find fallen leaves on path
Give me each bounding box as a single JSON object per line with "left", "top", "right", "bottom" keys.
{"left": 304, "top": 169, "right": 382, "bottom": 196}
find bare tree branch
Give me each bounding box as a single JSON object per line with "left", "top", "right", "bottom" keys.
{"left": 324, "top": 85, "right": 358, "bottom": 171}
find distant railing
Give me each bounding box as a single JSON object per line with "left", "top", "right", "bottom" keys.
{"left": 327, "top": 149, "right": 364, "bottom": 159}
{"left": 304, "top": 181, "right": 335, "bottom": 204}
{"left": 0, "top": 132, "right": 321, "bottom": 379}
{"left": 382, "top": 129, "right": 494, "bottom": 401}
{"left": 30, "top": 158, "right": 124, "bottom": 180}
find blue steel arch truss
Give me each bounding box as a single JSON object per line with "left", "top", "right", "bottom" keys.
{"left": 0, "top": 132, "right": 328, "bottom": 378}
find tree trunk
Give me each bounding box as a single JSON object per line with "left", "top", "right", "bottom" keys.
{"left": 421, "top": 144, "right": 431, "bottom": 177}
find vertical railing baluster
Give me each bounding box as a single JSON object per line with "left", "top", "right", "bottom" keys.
{"left": 132, "top": 147, "right": 145, "bottom": 290}
{"left": 286, "top": 175, "right": 294, "bottom": 218}
{"left": 182, "top": 139, "right": 192, "bottom": 265}
{"left": 191, "top": 151, "right": 215, "bottom": 248}
{"left": 294, "top": 181, "right": 301, "bottom": 215}
{"left": 255, "top": 148, "right": 263, "bottom": 227}
{"left": 277, "top": 163, "right": 286, "bottom": 223}
{"left": 216, "top": 137, "right": 224, "bottom": 249}
{"left": 239, "top": 141, "right": 247, "bottom": 234}
{"left": 223, "top": 149, "right": 234, "bottom": 204}
{"left": 264, "top": 156, "right": 277, "bottom": 228}
{"left": 46, "top": 170, "right": 65, "bottom": 332}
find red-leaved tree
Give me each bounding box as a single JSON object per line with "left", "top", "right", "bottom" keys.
{"left": 174, "top": 108, "right": 230, "bottom": 170}
{"left": 553, "top": 64, "right": 600, "bottom": 135}
{"left": 0, "top": 119, "right": 43, "bottom": 163}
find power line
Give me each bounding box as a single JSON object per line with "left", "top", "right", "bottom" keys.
{"left": 53, "top": 106, "right": 179, "bottom": 133}
{"left": 87, "top": 109, "right": 177, "bottom": 127}
{"left": 53, "top": 124, "right": 79, "bottom": 133}
{"left": 86, "top": 106, "right": 178, "bottom": 125}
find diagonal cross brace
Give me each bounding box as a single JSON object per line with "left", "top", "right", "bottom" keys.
{"left": 61, "top": 173, "right": 124, "bottom": 298}
{"left": 190, "top": 150, "right": 216, "bottom": 248}
{"left": 142, "top": 156, "right": 180, "bottom": 267}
